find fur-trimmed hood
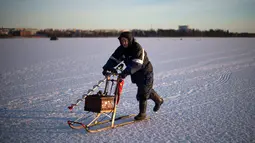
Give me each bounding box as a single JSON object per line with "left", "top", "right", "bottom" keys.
{"left": 118, "top": 31, "right": 134, "bottom": 46}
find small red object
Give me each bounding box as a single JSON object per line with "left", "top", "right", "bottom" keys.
{"left": 117, "top": 79, "right": 124, "bottom": 104}
{"left": 68, "top": 105, "right": 73, "bottom": 111}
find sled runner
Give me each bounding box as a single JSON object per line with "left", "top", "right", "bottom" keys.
{"left": 67, "top": 64, "right": 150, "bottom": 133}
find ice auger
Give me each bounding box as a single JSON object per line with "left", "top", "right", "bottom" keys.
{"left": 67, "top": 63, "right": 149, "bottom": 133}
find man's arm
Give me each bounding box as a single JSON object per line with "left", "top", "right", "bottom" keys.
{"left": 121, "top": 43, "right": 145, "bottom": 77}
{"left": 103, "top": 46, "right": 125, "bottom": 70}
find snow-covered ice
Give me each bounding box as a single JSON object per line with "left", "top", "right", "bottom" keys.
{"left": 0, "top": 38, "right": 254, "bottom": 143}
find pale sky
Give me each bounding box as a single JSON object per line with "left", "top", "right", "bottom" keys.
{"left": 0, "top": 0, "right": 254, "bottom": 32}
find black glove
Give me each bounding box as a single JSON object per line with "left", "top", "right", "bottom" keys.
{"left": 119, "top": 68, "right": 130, "bottom": 79}
{"left": 102, "top": 69, "right": 111, "bottom": 76}
{"left": 119, "top": 72, "right": 128, "bottom": 79}
{"left": 102, "top": 68, "right": 117, "bottom": 76}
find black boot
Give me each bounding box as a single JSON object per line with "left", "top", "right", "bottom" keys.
{"left": 134, "top": 100, "right": 147, "bottom": 120}
{"left": 149, "top": 89, "right": 164, "bottom": 112}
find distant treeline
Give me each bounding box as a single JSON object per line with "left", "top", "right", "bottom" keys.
{"left": 1, "top": 28, "right": 255, "bottom": 38}
{"left": 42, "top": 29, "right": 255, "bottom": 38}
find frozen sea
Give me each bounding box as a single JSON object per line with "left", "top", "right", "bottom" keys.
{"left": 0, "top": 37, "right": 254, "bottom": 143}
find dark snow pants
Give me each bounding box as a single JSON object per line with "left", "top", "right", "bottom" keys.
{"left": 136, "top": 72, "right": 154, "bottom": 101}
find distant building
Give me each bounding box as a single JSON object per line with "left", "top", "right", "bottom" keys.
{"left": 74, "top": 30, "right": 81, "bottom": 37}
{"left": 178, "top": 25, "right": 189, "bottom": 32}
{"left": 0, "top": 27, "right": 11, "bottom": 35}
{"left": 20, "top": 30, "right": 32, "bottom": 37}
{"left": 0, "top": 29, "right": 9, "bottom": 35}
{"left": 20, "top": 29, "right": 38, "bottom": 37}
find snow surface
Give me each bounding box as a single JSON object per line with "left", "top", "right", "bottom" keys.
{"left": 0, "top": 38, "right": 255, "bottom": 143}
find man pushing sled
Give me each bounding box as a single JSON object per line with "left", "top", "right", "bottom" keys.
{"left": 102, "top": 31, "right": 164, "bottom": 120}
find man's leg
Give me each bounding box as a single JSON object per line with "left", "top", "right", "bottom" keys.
{"left": 134, "top": 99, "right": 147, "bottom": 120}
{"left": 149, "top": 89, "right": 164, "bottom": 112}
{"left": 134, "top": 84, "right": 151, "bottom": 120}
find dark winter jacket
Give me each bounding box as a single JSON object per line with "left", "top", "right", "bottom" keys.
{"left": 103, "top": 32, "right": 153, "bottom": 85}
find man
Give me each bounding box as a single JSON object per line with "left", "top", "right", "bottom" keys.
{"left": 102, "top": 31, "right": 164, "bottom": 120}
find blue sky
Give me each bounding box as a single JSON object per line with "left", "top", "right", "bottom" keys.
{"left": 0, "top": 0, "right": 254, "bottom": 32}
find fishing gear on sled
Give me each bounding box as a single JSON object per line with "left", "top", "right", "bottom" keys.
{"left": 67, "top": 63, "right": 150, "bottom": 133}
{"left": 67, "top": 63, "right": 124, "bottom": 111}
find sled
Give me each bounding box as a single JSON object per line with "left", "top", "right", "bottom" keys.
{"left": 67, "top": 64, "right": 150, "bottom": 133}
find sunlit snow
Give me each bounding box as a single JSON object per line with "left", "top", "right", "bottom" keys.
{"left": 0, "top": 38, "right": 254, "bottom": 143}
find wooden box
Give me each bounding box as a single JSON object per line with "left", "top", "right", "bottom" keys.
{"left": 84, "top": 95, "right": 115, "bottom": 113}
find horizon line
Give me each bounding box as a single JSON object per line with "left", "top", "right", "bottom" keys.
{"left": 2, "top": 27, "right": 253, "bottom": 33}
